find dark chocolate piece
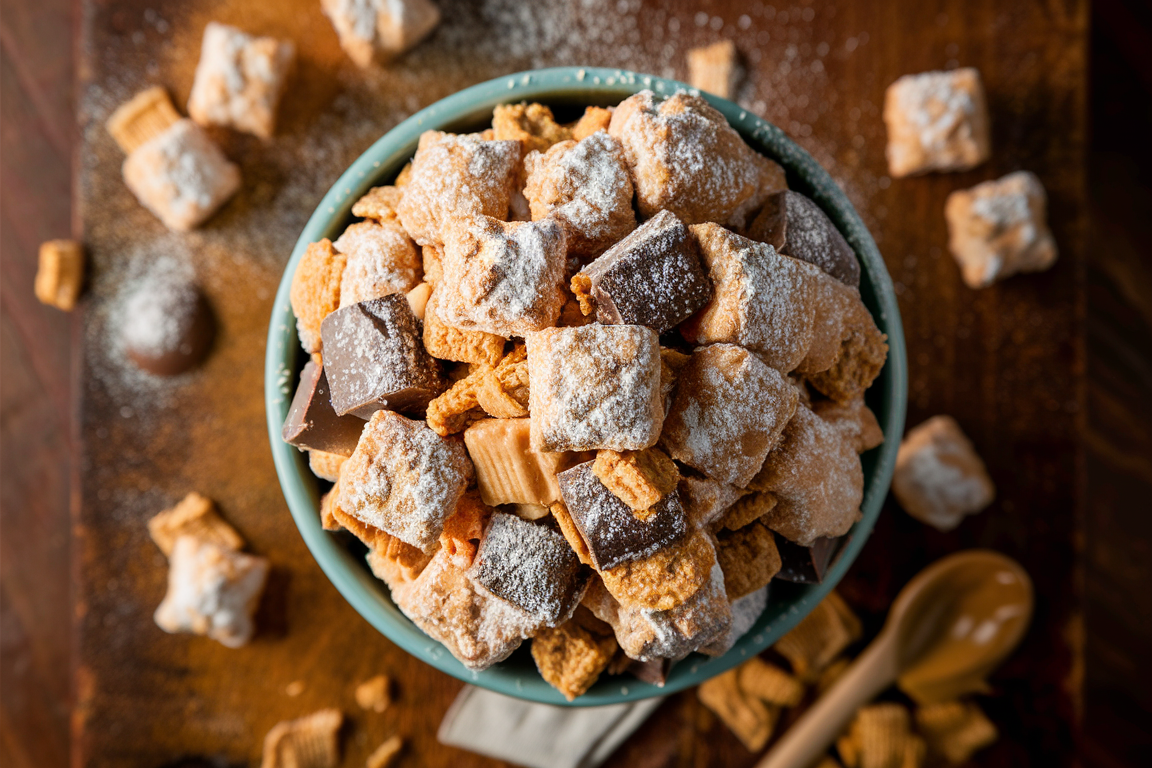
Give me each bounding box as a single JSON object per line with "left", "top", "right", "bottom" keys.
{"left": 773, "top": 533, "right": 844, "bottom": 583}
{"left": 577, "top": 209, "right": 713, "bottom": 333}
{"left": 320, "top": 294, "right": 443, "bottom": 419}
{"left": 556, "top": 461, "right": 687, "bottom": 571}
{"left": 122, "top": 274, "right": 214, "bottom": 376}
{"left": 746, "top": 190, "right": 861, "bottom": 287}
{"left": 627, "top": 657, "right": 673, "bottom": 687}
{"left": 469, "top": 512, "right": 587, "bottom": 625}
{"left": 281, "top": 361, "right": 366, "bottom": 456}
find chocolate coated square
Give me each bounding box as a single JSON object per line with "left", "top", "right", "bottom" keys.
{"left": 577, "top": 210, "right": 713, "bottom": 333}
{"left": 321, "top": 294, "right": 443, "bottom": 419}
{"left": 281, "top": 360, "right": 366, "bottom": 455}
{"left": 556, "top": 460, "right": 686, "bottom": 571}
{"left": 773, "top": 533, "right": 843, "bottom": 583}
{"left": 469, "top": 512, "right": 586, "bottom": 625}
{"left": 746, "top": 190, "right": 860, "bottom": 287}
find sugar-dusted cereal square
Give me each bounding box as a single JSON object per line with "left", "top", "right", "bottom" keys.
{"left": 715, "top": 521, "right": 781, "bottom": 600}
{"left": 679, "top": 473, "right": 746, "bottom": 530}
{"left": 290, "top": 239, "right": 346, "bottom": 354}
{"left": 531, "top": 609, "right": 618, "bottom": 700}
{"left": 335, "top": 220, "right": 421, "bottom": 307}
{"left": 893, "top": 415, "right": 995, "bottom": 532}
{"left": 397, "top": 131, "right": 520, "bottom": 250}
{"left": 527, "top": 325, "right": 664, "bottom": 452}
{"left": 437, "top": 216, "right": 568, "bottom": 337}
{"left": 147, "top": 491, "right": 244, "bottom": 556}
{"left": 608, "top": 90, "right": 786, "bottom": 228}
{"left": 492, "top": 102, "right": 571, "bottom": 154}
{"left": 187, "top": 22, "right": 294, "bottom": 139}
{"left": 122, "top": 119, "right": 241, "bottom": 231}
{"left": 687, "top": 40, "right": 741, "bottom": 99}
{"left": 800, "top": 276, "right": 888, "bottom": 403}
{"left": 339, "top": 410, "right": 473, "bottom": 552}
{"left": 321, "top": 0, "right": 440, "bottom": 67}
{"left": 661, "top": 344, "right": 798, "bottom": 487}
{"left": 523, "top": 130, "right": 636, "bottom": 258}
{"left": 945, "top": 171, "right": 1058, "bottom": 289}
{"left": 883, "top": 68, "right": 991, "bottom": 178}
{"left": 351, "top": 185, "right": 404, "bottom": 227}
{"left": 571, "top": 106, "right": 613, "bottom": 141}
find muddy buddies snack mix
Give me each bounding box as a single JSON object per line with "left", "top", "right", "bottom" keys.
{"left": 283, "top": 92, "right": 886, "bottom": 698}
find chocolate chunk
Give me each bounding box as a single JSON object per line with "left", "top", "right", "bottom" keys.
{"left": 320, "top": 294, "right": 443, "bottom": 419}
{"left": 627, "top": 657, "right": 673, "bottom": 686}
{"left": 556, "top": 461, "right": 686, "bottom": 571}
{"left": 469, "top": 512, "right": 587, "bottom": 625}
{"left": 773, "top": 533, "right": 844, "bottom": 583}
{"left": 281, "top": 360, "right": 366, "bottom": 456}
{"left": 575, "top": 210, "right": 713, "bottom": 333}
{"left": 122, "top": 271, "right": 215, "bottom": 376}
{"left": 746, "top": 191, "right": 860, "bottom": 287}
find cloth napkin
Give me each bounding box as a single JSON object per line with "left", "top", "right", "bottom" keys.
{"left": 438, "top": 686, "right": 665, "bottom": 768}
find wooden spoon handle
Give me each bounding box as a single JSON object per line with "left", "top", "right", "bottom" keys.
{"left": 756, "top": 632, "right": 901, "bottom": 768}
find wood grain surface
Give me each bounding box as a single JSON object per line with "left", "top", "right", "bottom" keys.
{"left": 2, "top": 0, "right": 1149, "bottom": 766}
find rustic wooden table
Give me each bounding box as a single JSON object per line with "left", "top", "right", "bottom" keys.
{"left": 2, "top": 0, "right": 1151, "bottom": 766}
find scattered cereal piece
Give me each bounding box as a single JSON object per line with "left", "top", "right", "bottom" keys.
{"left": 339, "top": 410, "right": 472, "bottom": 552}
{"left": 147, "top": 492, "right": 244, "bottom": 556}
{"left": 105, "top": 86, "right": 181, "bottom": 154}
{"left": 914, "top": 700, "right": 998, "bottom": 765}
{"left": 527, "top": 324, "right": 664, "bottom": 452}
{"left": 883, "top": 68, "right": 990, "bottom": 178}
{"left": 715, "top": 521, "right": 781, "bottom": 599}
{"left": 839, "top": 703, "right": 913, "bottom": 768}
{"left": 321, "top": 294, "right": 444, "bottom": 418}
{"left": 34, "top": 239, "right": 84, "bottom": 311}
{"left": 437, "top": 216, "right": 568, "bottom": 337}
{"left": 892, "top": 416, "right": 995, "bottom": 532}
{"left": 745, "top": 190, "right": 861, "bottom": 287}
{"left": 260, "top": 708, "right": 343, "bottom": 768}
{"left": 291, "top": 239, "right": 346, "bottom": 355}
{"left": 352, "top": 185, "right": 405, "bottom": 226}
{"left": 354, "top": 674, "right": 392, "bottom": 712}
{"left": 945, "top": 171, "right": 1058, "bottom": 288}
{"left": 366, "top": 735, "right": 404, "bottom": 768}
{"left": 593, "top": 447, "right": 680, "bottom": 518}
{"left": 492, "top": 102, "right": 572, "bottom": 153}
{"left": 687, "top": 40, "right": 741, "bottom": 99}
{"left": 397, "top": 131, "right": 520, "bottom": 250}
{"left": 738, "top": 657, "right": 805, "bottom": 707}
{"left": 698, "top": 668, "right": 777, "bottom": 751}
{"left": 571, "top": 106, "right": 613, "bottom": 141}
{"left": 532, "top": 610, "right": 618, "bottom": 700}
{"left": 463, "top": 417, "right": 584, "bottom": 507}
{"left": 523, "top": 130, "right": 636, "bottom": 258}
{"left": 154, "top": 535, "right": 269, "bottom": 648}
{"left": 573, "top": 210, "right": 713, "bottom": 333}
{"left": 608, "top": 90, "right": 786, "bottom": 228}
{"left": 425, "top": 366, "right": 486, "bottom": 437}
{"left": 755, "top": 404, "right": 864, "bottom": 546}
{"left": 187, "top": 22, "right": 294, "bottom": 139}
{"left": 335, "top": 221, "right": 422, "bottom": 307}
{"left": 599, "top": 527, "right": 716, "bottom": 611}
{"left": 557, "top": 460, "right": 686, "bottom": 572}
{"left": 282, "top": 360, "right": 366, "bottom": 456}
{"left": 679, "top": 474, "right": 747, "bottom": 531}
{"left": 422, "top": 287, "right": 506, "bottom": 367}
{"left": 308, "top": 449, "right": 347, "bottom": 482}
{"left": 321, "top": 0, "right": 440, "bottom": 67}
{"left": 774, "top": 591, "right": 861, "bottom": 680}
{"left": 661, "top": 343, "right": 798, "bottom": 487}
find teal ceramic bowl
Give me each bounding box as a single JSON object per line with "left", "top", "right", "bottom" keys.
{"left": 265, "top": 67, "right": 907, "bottom": 706}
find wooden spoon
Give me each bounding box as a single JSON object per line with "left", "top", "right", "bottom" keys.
{"left": 757, "top": 549, "right": 1033, "bottom": 768}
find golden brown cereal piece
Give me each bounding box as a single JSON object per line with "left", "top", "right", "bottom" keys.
{"left": 308, "top": 449, "right": 346, "bottom": 482}
{"left": 840, "top": 703, "right": 913, "bottom": 768}
{"left": 492, "top": 102, "right": 572, "bottom": 154}
{"left": 571, "top": 106, "right": 613, "bottom": 141}
{"left": 364, "top": 529, "right": 435, "bottom": 588}
{"left": 106, "top": 86, "right": 181, "bottom": 154}
{"left": 531, "top": 614, "right": 618, "bottom": 700}
{"left": 914, "top": 700, "right": 997, "bottom": 765}
{"left": 571, "top": 273, "right": 595, "bottom": 316}
{"left": 679, "top": 474, "right": 747, "bottom": 530}
{"left": 687, "top": 40, "right": 741, "bottom": 99}
{"left": 698, "top": 668, "right": 777, "bottom": 751}
{"left": 463, "top": 417, "right": 586, "bottom": 507}
{"left": 799, "top": 278, "right": 888, "bottom": 400}
{"left": 659, "top": 348, "right": 689, "bottom": 413}
{"left": 893, "top": 416, "right": 995, "bottom": 532}
{"left": 551, "top": 501, "right": 594, "bottom": 566}
{"left": 422, "top": 287, "right": 506, "bottom": 366}
{"left": 884, "top": 68, "right": 990, "bottom": 178}
{"left": 260, "top": 708, "right": 343, "bottom": 768}
{"left": 319, "top": 485, "right": 342, "bottom": 531}
{"left": 475, "top": 347, "right": 531, "bottom": 418}
{"left": 366, "top": 735, "right": 404, "bottom": 768}
{"left": 715, "top": 522, "right": 781, "bottom": 599}
{"left": 351, "top": 185, "right": 404, "bottom": 226}
{"left": 426, "top": 366, "right": 488, "bottom": 437}
{"left": 557, "top": 289, "right": 592, "bottom": 327}
{"left": 816, "top": 398, "right": 885, "bottom": 453}
{"left": 438, "top": 490, "right": 493, "bottom": 569}
{"left": 609, "top": 90, "right": 786, "bottom": 228}
{"left": 422, "top": 244, "right": 443, "bottom": 284}
{"left": 592, "top": 447, "right": 680, "bottom": 518}
{"left": 35, "top": 240, "right": 84, "bottom": 311}
{"left": 774, "top": 591, "right": 861, "bottom": 680}
{"left": 755, "top": 404, "right": 864, "bottom": 546}
{"left": 738, "top": 657, "right": 804, "bottom": 707}
{"left": 719, "top": 491, "right": 777, "bottom": 531}
{"left": 354, "top": 674, "right": 392, "bottom": 712}
{"left": 405, "top": 281, "right": 432, "bottom": 321}
{"left": 147, "top": 492, "right": 244, "bottom": 556}
{"left": 599, "top": 528, "right": 715, "bottom": 611}
{"left": 290, "top": 239, "right": 346, "bottom": 354}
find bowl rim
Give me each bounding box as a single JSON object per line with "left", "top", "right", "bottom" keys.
{"left": 265, "top": 66, "right": 907, "bottom": 707}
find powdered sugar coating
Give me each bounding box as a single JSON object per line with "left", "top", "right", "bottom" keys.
{"left": 437, "top": 216, "right": 567, "bottom": 337}
{"left": 608, "top": 90, "right": 786, "bottom": 229}
{"left": 883, "top": 68, "right": 990, "bottom": 177}
{"left": 321, "top": 0, "right": 441, "bottom": 67}
{"left": 526, "top": 325, "right": 664, "bottom": 452}
{"left": 700, "top": 584, "right": 768, "bottom": 656}
{"left": 335, "top": 221, "right": 422, "bottom": 307}
{"left": 397, "top": 131, "right": 520, "bottom": 249}
{"left": 121, "top": 258, "right": 203, "bottom": 357}
{"left": 340, "top": 410, "right": 473, "bottom": 552}
{"left": 661, "top": 344, "right": 798, "bottom": 487}
{"left": 122, "top": 119, "right": 241, "bottom": 232}
{"left": 523, "top": 131, "right": 636, "bottom": 257}
{"left": 679, "top": 474, "right": 746, "bottom": 531}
